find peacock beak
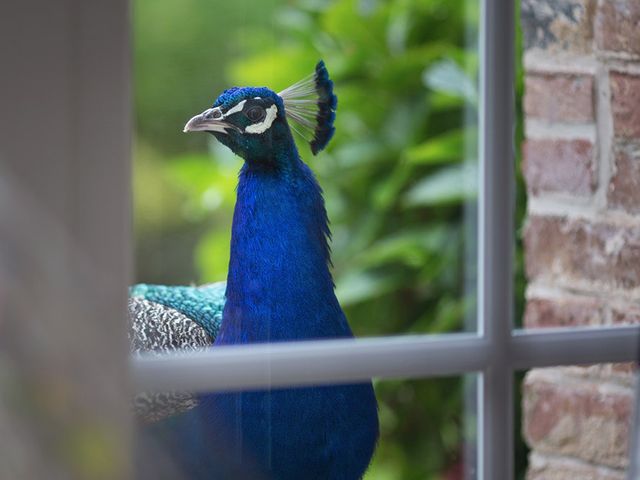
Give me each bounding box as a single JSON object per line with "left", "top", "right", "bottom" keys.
{"left": 183, "top": 107, "right": 231, "bottom": 133}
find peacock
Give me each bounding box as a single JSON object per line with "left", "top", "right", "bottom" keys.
{"left": 130, "top": 61, "right": 379, "bottom": 479}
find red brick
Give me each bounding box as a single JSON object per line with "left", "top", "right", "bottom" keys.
{"left": 525, "top": 73, "right": 595, "bottom": 123}
{"left": 604, "top": 363, "right": 636, "bottom": 383}
{"left": 521, "top": 0, "right": 596, "bottom": 54}
{"left": 527, "top": 453, "right": 625, "bottom": 480}
{"left": 561, "top": 363, "right": 634, "bottom": 390}
{"left": 608, "top": 144, "right": 640, "bottom": 214}
{"left": 524, "top": 216, "right": 640, "bottom": 291}
{"left": 610, "top": 72, "right": 640, "bottom": 139}
{"left": 522, "top": 139, "right": 596, "bottom": 196}
{"left": 523, "top": 370, "right": 633, "bottom": 468}
{"left": 524, "top": 296, "right": 603, "bottom": 328}
{"left": 595, "top": 0, "right": 640, "bottom": 57}
{"left": 557, "top": 363, "right": 635, "bottom": 387}
{"left": 561, "top": 364, "right": 605, "bottom": 380}
{"left": 611, "top": 304, "right": 640, "bottom": 325}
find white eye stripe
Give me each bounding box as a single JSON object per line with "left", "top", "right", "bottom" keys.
{"left": 224, "top": 99, "right": 247, "bottom": 117}
{"left": 245, "top": 104, "right": 278, "bottom": 134}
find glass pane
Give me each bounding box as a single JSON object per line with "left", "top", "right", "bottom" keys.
{"left": 514, "top": 1, "right": 640, "bottom": 478}
{"left": 133, "top": 0, "right": 480, "bottom": 336}
{"left": 515, "top": 1, "right": 640, "bottom": 330}
{"left": 135, "top": 376, "right": 477, "bottom": 479}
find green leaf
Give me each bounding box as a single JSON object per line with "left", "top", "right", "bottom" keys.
{"left": 332, "top": 141, "right": 386, "bottom": 169}
{"left": 335, "top": 271, "right": 397, "bottom": 306}
{"left": 352, "top": 227, "right": 450, "bottom": 269}
{"left": 403, "top": 163, "right": 477, "bottom": 207}
{"left": 163, "top": 154, "right": 237, "bottom": 220}
{"left": 422, "top": 58, "right": 477, "bottom": 103}
{"left": 404, "top": 129, "right": 475, "bottom": 165}
{"left": 229, "top": 49, "right": 315, "bottom": 92}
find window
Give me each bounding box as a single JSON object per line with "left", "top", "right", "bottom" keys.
{"left": 1, "top": 1, "right": 638, "bottom": 479}
{"left": 132, "top": 1, "right": 640, "bottom": 478}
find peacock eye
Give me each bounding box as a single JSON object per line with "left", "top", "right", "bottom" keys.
{"left": 203, "top": 108, "right": 222, "bottom": 120}
{"left": 245, "top": 106, "right": 266, "bottom": 123}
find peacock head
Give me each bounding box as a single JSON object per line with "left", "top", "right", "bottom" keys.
{"left": 183, "top": 61, "right": 337, "bottom": 163}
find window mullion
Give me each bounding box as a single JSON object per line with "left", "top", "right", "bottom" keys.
{"left": 131, "top": 325, "right": 640, "bottom": 393}
{"left": 477, "top": 0, "right": 516, "bottom": 479}
{"left": 133, "top": 333, "right": 490, "bottom": 393}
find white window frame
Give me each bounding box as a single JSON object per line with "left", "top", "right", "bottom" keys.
{"left": 120, "top": 1, "right": 639, "bottom": 479}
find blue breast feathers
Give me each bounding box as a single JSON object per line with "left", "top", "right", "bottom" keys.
{"left": 134, "top": 60, "right": 378, "bottom": 479}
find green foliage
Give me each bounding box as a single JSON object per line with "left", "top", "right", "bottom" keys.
{"left": 134, "top": 0, "right": 282, "bottom": 153}
{"left": 134, "top": 0, "right": 526, "bottom": 477}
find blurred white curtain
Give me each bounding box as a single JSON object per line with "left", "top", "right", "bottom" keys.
{"left": 0, "top": 2, "right": 132, "bottom": 479}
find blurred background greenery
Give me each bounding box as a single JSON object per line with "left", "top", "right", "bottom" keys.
{"left": 134, "top": 0, "right": 526, "bottom": 478}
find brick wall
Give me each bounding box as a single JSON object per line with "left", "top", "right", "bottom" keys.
{"left": 521, "top": 1, "right": 640, "bottom": 479}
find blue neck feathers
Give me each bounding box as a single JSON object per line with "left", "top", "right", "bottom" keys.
{"left": 218, "top": 143, "right": 351, "bottom": 344}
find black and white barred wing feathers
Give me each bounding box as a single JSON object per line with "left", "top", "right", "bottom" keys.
{"left": 128, "top": 282, "right": 225, "bottom": 423}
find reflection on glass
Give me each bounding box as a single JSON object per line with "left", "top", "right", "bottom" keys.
{"left": 135, "top": 377, "right": 475, "bottom": 479}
